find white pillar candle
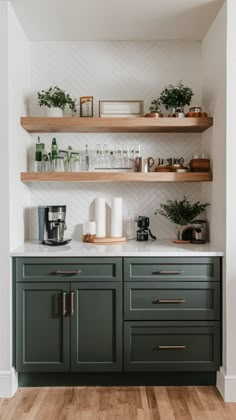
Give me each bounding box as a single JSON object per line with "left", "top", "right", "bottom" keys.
{"left": 95, "top": 198, "right": 106, "bottom": 238}
{"left": 111, "top": 197, "right": 123, "bottom": 238}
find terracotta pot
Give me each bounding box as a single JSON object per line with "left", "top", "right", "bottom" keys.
{"left": 144, "top": 112, "right": 163, "bottom": 118}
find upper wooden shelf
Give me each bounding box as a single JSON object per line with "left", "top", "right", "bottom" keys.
{"left": 20, "top": 117, "right": 213, "bottom": 134}
{"left": 21, "top": 172, "right": 212, "bottom": 183}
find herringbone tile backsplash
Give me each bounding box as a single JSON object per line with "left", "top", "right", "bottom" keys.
{"left": 28, "top": 41, "right": 205, "bottom": 240}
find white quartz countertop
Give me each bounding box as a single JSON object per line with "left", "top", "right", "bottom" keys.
{"left": 10, "top": 240, "right": 224, "bottom": 257}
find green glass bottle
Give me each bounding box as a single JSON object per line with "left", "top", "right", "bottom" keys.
{"left": 35, "top": 136, "right": 45, "bottom": 161}
{"left": 51, "top": 138, "right": 58, "bottom": 160}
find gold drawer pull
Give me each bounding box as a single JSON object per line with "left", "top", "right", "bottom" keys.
{"left": 70, "top": 291, "right": 75, "bottom": 317}
{"left": 157, "top": 345, "right": 186, "bottom": 350}
{"left": 55, "top": 270, "right": 82, "bottom": 275}
{"left": 62, "top": 291, "right": 67, "bottom": 317}
{"left": 158, "top": 270, "right": 184, "bottom": 275}
{"left": 154, "top": 299, "right": 186, "bottom": 304}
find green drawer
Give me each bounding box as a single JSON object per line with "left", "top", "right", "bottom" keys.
{"left": 124, "top": 257, "right": 220, "bottom": 282}
{"left": 124, "top": 282, "right": 220, "bottom": 321}
{"left": 124, "top": 321, "right": 221, "bottom": 372}
{"left": 15, "top": 257, "right": 122, "bottom": 282}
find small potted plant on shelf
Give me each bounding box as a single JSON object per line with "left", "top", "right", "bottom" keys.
{"left": 155, "top": 196, "right": 209, "bottom": 242}
{"left": 37, "top": 86, "right": 77, "bottom": 117}
{"left": 159, "top": 81, "right": 194, "bottom": 117}
{"left": 145, "top": 98, "right": 163, "bottom": 118}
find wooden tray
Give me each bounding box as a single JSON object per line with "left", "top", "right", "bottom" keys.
{"left": 93, "top": 237, "right": 126, "bottom": 244}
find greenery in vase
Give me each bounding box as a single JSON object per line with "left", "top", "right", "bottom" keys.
{"left": 155, "top": 197, "right": 210, "bottom": 226}
{"left": 149, "top": 98, "right": 162, "bottom": 113}
{"left": 159, "top": 81, "right": 194, "bottom": 110}
{"left": 37, "top": 86, "right": 77, "bottom": 113}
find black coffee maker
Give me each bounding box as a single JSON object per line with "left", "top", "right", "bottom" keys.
{"left": 135, "top": 216, "right": 157, "bottom": 241}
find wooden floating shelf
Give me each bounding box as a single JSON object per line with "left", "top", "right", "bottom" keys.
{"left": 20, "top": 172, "right": 213, "bottom": 183}
{"left": 20, "top": 117, "right": 213, "bottom": 134}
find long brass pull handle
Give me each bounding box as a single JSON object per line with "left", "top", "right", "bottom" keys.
{"left": 70, "top": 291, "right": 75, "bottom": 317}
{"left": 153, "top": 345, "right": 186, "bottom": 350}
{"left": 55, "top": 270, "right": 82, "bottom": 275}
{"left": 153, "top": 299, "right": 186, "bottom": 304}
{"left": 62, "top": 291, "right": 67, "bottom": 317}
{"left": 152, "top": 270, "right": 184, "bottom": 275}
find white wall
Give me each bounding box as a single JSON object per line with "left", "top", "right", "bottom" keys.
{"left": 0, "top": 1, "right": 11, "bottom": 388}
{"left": 218, "top": 0, "right": 236, "bottom": 402}
{"left": 28, "top": 41, "right": 204, "bottom": 240}
{"left": 8, "top": 3, "right": 31, "bottom": 249}
{"left": 202, "top": 4, "right": 226, "bottom": 250}
{"left": 0, "top": 1, "right": 30, "bottom": 397}
{"left": 201, "top": 2, "right": 227, "bottom": 398}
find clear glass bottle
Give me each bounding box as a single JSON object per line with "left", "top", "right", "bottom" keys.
{"left": 85, "top": 144, "right": 90, "bottom": 171}
{"left": 126, "top": 213, "right": 135, "bottom": 240}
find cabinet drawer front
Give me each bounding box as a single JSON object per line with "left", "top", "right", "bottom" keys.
{"left": 16, "top": 257, "right": 122, "bottom": 282}
{"left": 124, "top": 257, "right": 220, "bottom": 282}
{"left": 124, "top": 282, "right": 220, "bottom": 321}
{"left": 124, "top": 321, "right": 221, "bottom": 372}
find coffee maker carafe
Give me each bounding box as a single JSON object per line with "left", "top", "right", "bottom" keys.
{"left": 38, "top": 205, "right": 71, "bottom": 246}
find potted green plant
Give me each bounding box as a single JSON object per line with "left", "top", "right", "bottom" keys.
{"left": 159, "top": 81, "right": 194, "bottom": 117}
{"left": 145, "top": 98, "right": 163, "bottom": 118}
{"left": 155, "top": 197, "right": 209, "bottom": 241}
{"left": 37, "top": 86, "right": 77, "bottom": 117}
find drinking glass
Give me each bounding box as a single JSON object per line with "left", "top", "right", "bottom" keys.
{"left": 103, "top": 144, "right": 110, "bottom": 168}
{"left": 70, "top": 152, "right": 81, "bottom": 172}
{"left": 94, "top": 144, "right": 101, "bottom": 169}
{"left": 115, "top": 145, "right": 123, "bottom": 168}
{"left": 122, "top": 145, "right": 129, "bottom": 168}
{"left": 53, "top": 156, "right": 65, "bottom": 172}
{"left": 41, "top": 160, "right": 50, "bottom": 172}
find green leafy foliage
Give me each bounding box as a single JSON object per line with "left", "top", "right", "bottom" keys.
{"left": 37, "top": 86, "right": 77, "bottom": 113}
{"left": 149, "top": 98, "right": 162, "bottom": 113}
{"left": 159, "top": 81, "right": 194, "bottom": 110}
{"left": 156, "top": 197, "right": 210, "bottom": 226}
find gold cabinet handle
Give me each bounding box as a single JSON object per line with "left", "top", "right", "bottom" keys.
{"left": 153, "top": 345, "right": 186, "bottom": 350}
{"left": 152, "top": 270, "right": 184, "bottom": 275}
{"left": 62, "top": 291, "right": 67, "bottom": 317}
{"left": 153, "top": 299, "right": 186, "bottom": 304}
{"left": 55, "top": 270, "right": 82, "bottom": 275}
{"left": 70, "top": 291, "right": 75, "bottom": 317}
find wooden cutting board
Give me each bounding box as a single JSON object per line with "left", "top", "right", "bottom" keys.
{"left": 93, "top": 237, "right": 126, "bottom": 244}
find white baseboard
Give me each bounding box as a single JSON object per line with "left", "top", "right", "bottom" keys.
{"left": 217, "top": 367, "right": 236, "bottom": 402}
{"left": 0, "top": 368, "right": 18, "bottom": 398}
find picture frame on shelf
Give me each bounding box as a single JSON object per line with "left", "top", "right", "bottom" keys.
{"left": 99, "top": 100, "right": 144, "bottom": 118}
{"left": 80, "top": 96, "right": 93, "bottom": 117}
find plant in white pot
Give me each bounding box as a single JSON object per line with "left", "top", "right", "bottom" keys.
{"left": 37, "top": 86, "right": 77, "bottom": 117}
{"left": 155, "top": 197, "right": 209, "bottom": 242}
{"left": 159, "top": 81, "right": 194, "bottom": 117}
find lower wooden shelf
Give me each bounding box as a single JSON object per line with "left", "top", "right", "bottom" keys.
{"left": 20, "top": 172, "right": 212, "bottom": 183}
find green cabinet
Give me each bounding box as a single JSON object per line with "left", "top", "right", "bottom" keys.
{"left": 124, "top": 257, "right": 220, "bottom": 282}
{"left": 124, "top": 281, "right": 220, "bottom": 321}
{"left": 124, "top": 321, "right": 221, "bottom": 372}
{"left": 16, "top": 282, "right": 70, "bottom": 372}
{"left": 71, "top": 282, "right": 122, "bottom": 372}
{"left": 15, "top": 258, "right": 122, "bottom": 373}
{"left": 14, "top": 256, "right": 222, "bottom": 378}
{"left": 123, "top": 257, "right": 221, "bottom": 373}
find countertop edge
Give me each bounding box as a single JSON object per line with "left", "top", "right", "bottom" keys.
{"left": 10, "top": 251, "right": 224, "bottom": 257}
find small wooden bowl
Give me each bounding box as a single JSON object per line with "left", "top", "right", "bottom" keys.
{"left": 144, "top": 112, "right": 163, "bottom": 118}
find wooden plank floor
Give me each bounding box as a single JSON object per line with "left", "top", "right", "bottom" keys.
{"left": 0, "top": 386, "right": 236, "bottom": 420}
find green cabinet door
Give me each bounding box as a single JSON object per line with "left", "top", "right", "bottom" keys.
{"left": 71, "top": 282, "right": 122, "bottom": 372}
{"left": 16, "top": 282, "right": 70, "bottom": 372}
